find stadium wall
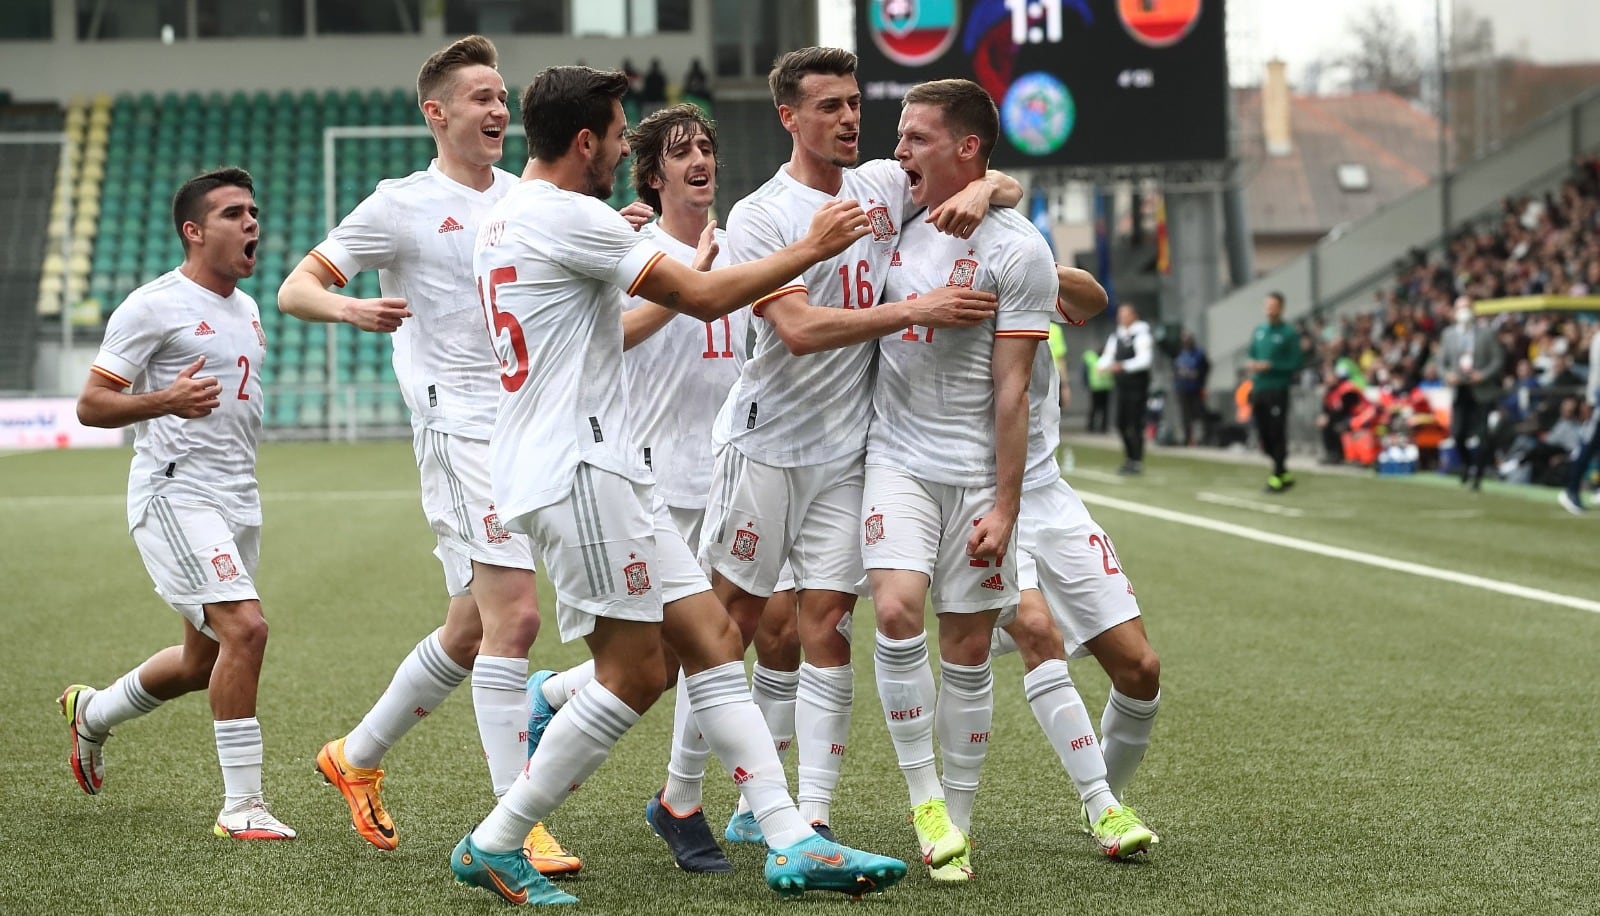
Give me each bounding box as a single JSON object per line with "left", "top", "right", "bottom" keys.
{"left": 0, "top": 13, "right": 712, "bottom": 104}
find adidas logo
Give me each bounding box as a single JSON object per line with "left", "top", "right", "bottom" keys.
{"left": 732, "top": 766, "right": 753, "bottom": 785}
{"left": 980, "top": 573, "right": 1004, "bottom": 591}
{"left": 890, "top": 251, "right": 902, "bottom": 267}
{"left": 194, "top": 321, "right": 215, "bottom": 336}
{"left": 438, "top": 216, "right": 463, "bottom": 233}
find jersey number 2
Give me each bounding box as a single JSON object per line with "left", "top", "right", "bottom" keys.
{"left": 479, "top": 266, "right": 529, "bottom": 392}
{"left": 236, "top": 356, "right": 251, "bottom": 400}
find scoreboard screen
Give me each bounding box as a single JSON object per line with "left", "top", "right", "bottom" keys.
{"left": 856, "top": 0, "right": 1228, "bottom": 167}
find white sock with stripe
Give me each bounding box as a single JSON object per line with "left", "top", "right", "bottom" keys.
{"left": 471, "top": 655, "right": 529, "bottom": 797}
{"left": 344, "top": 628, "right": 469, "bottom": 769}
{"left": 937, "top": 659, "right": 994, "bottom": 834}
{"left": 540, "top": 659, "right": 596, "bottom": 710}
{"left": 215, "top": 717, "right": 264, "bottom": 809}
{"left": 795, "top": 662, "right": 853, "bottom": 826}
{"left": 662, "top": 673, "right": 708, "bottom": 812}
{"left": 687, "top": 661, "right": 812, "bottom": 850}
{"left": 733, "top": 663, "right": 799, "bottom": 817}
{"left": 1025, "top": 659, "right": 1116, "bottom": 824}
{"left": 1101, "top": 688, "right": 1160, "bottom": 798}
{"left": 472, "top": 681, "right": 638, "bottom": 853}
{"left": 84, "top": 667, "right": 162, "bottom": 736}
{"left": 873, "top": 632, "right": 941, "bottom": 806}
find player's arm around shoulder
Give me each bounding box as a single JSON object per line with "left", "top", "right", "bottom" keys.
{"left": 924, "top": 169, "right": 1024, "bottom": 239}
{"left": 1055, "top": 264, "right": 1108, "bottom": 325}
{"left": 631, "top": 199, "right": 871, "bottom": 326}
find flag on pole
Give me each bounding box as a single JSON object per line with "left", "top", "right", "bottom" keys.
{"left": 1029, "top": 185, "right": 1057, "bottom": 257}
{"left": 1093, "top": 187, "right": 1116, "bottom": 307}
{"left": 1155, "top": 193, "right": 1171, "bottom": 275}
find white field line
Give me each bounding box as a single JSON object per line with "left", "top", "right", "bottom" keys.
{"left": 1195, "top": 491, "right": 1305, "bottom": 517}
{"left": 1078, "top": 490, "right": 1600, "bottom": 616}
{"left": 0, "top": 490, "right": 416, "bottom": 508}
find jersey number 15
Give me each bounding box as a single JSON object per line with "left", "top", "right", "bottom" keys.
{"left": 479, "top": 266, "right": 528, "bottom": 392}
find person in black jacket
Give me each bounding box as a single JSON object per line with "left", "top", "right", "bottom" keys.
{"left": 1100, "top": 304, "right": 1153, "bottom": 473}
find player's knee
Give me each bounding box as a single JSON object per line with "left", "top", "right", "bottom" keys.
{"left": 754, "top": 618, "right": 801, "bottom": 669}
{"left": 1007, "top": 609, "right": 1066, "bottom": 669}
{"left": 209, "top": 601, "right": 269, "bottom": 655}
{"left": 438, "top": 625, "right": 481, "bottom": 667}
{"left": 1110, "top": 647, "right": 1161, "bottom": 699}
{"left": 178, "top": 645, "right": 219, "bottom": 689}
{"left": 873, "top": 597, "right": 925, "bottom": 640}
{"left": 937, "top": 621, "right": 995, "bottom": 667}
{"left": 608, "top": 658, "right": 666, "bottom": 712}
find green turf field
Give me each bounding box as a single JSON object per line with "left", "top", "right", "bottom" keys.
{"left": 2, "top": 440, "right": 1596, "bottom": 914}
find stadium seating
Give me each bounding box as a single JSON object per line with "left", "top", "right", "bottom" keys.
{"left": 53, "top": 85, "right": 662, "bottom": 430}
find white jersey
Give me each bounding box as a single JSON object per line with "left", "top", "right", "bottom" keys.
{"left": 1021, "top": 337, "right": 1095, "bottom": 535}
{"left": 718, "top": 158, "right": 911, "bottom": 467}
{"left": 91, "top": 270, "right": 266, "bottom": 531}
{"left": 623, "top": 222, "right": 748, "bottom": 509}
{"left": 870, "top": 208, "right": 1055, "bottom": 486}
{"left": 476, "top": 179, "right": 665, "bottom": 520}
{"left": 311, "top": 161, "right": 517, "bottom": 439}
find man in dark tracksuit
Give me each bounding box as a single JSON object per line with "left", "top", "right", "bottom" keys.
{"left": 1100, "top": 304, "right": 1154, "bottom": 474}
{"left": 1247, "top": 291, "right": 1303, "bottom": 492}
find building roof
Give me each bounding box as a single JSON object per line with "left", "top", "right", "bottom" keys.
{"left": 1235, "top": 89, "right": 1443, "bottom": 237}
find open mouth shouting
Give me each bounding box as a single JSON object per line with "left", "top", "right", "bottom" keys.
{"left": 685, "top": 171, "right": 712, "bottom": 189}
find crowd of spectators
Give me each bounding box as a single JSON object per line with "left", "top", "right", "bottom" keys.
{"left": 1292, "top": 157, "right": 1600, "bottom": 488}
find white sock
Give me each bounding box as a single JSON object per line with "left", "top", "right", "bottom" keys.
{"left": 472, "top": 681, "right": 637, "bottom": 853}
{"left": 687, "top": 661, "right": 812, "bottom": 849}
{"left": 541, "top": 659, "right": 597, "bottom": 710}
{"left": 661, "top": 672, "right": 708, "bottom": 813}
{"left": 795, "top": 662, "right": 853, "bottom": 826}
{"left": 936, "top": 659, "right": 993, "bottom": 834}
{"left": 1025, "top": 660, "right": 1116, "bottom": 823}
{"left": 735, "top": 664, "right": 799, "bottom": 816}
{"left": 1101, "top": 688, "right": 1160, "bottom": 798}
{"left": 471, "top": 655, "right": 529, "bottom": 797}
{"left": 84, "top": 667, "right": 162, "bottom": 736}
{"left": 873, "top": 632, "right": 941, "bottom": 806}
{"left": 344, "top": 628, "right": 469, "bottom": 769}
{"left": 214, "top": 717, "right": 264, "bottom": 809}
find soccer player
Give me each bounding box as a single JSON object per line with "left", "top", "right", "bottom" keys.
{"left": 990, "top": 264, "right": 1161, "bottom": 862}
{"left": 604, "top": 102, "right": 805, "bottom": 874}
{"left": 701, "top": 47, "right": 1015, "bottom": 843}
{"left": 863, "top": 79, "right": 1053, "bottom": 881}
{"left": 451, "top": 65, "right": 907, "bottom": 906}
{"left": 276, "top": 35, "right": 577, "bottom": 871}
{"left": 61, "top": 167, "right": 294, "bottom": 840}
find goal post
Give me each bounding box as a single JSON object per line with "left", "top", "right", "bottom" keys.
{"left": 317, "top": 124, "right": 433, "bottom": 441}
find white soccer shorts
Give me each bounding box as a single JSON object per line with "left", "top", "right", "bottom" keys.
{"left": 509, "top": 464, "right": 708, "bottom": 643}
{"left": 1015, "top": 478, "right": 1142, "bottom": 656}
{"left": 700, "top": 447, "right": 864, "bottom": 597}
{"left": 414, "top": 426, "right": 537, "bottom": 596}
{"left": 861, "top": 464, "right": 1019, "bottom": 614}
{"left": 131, "top": 496, "right": 260, "bottom": 639}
